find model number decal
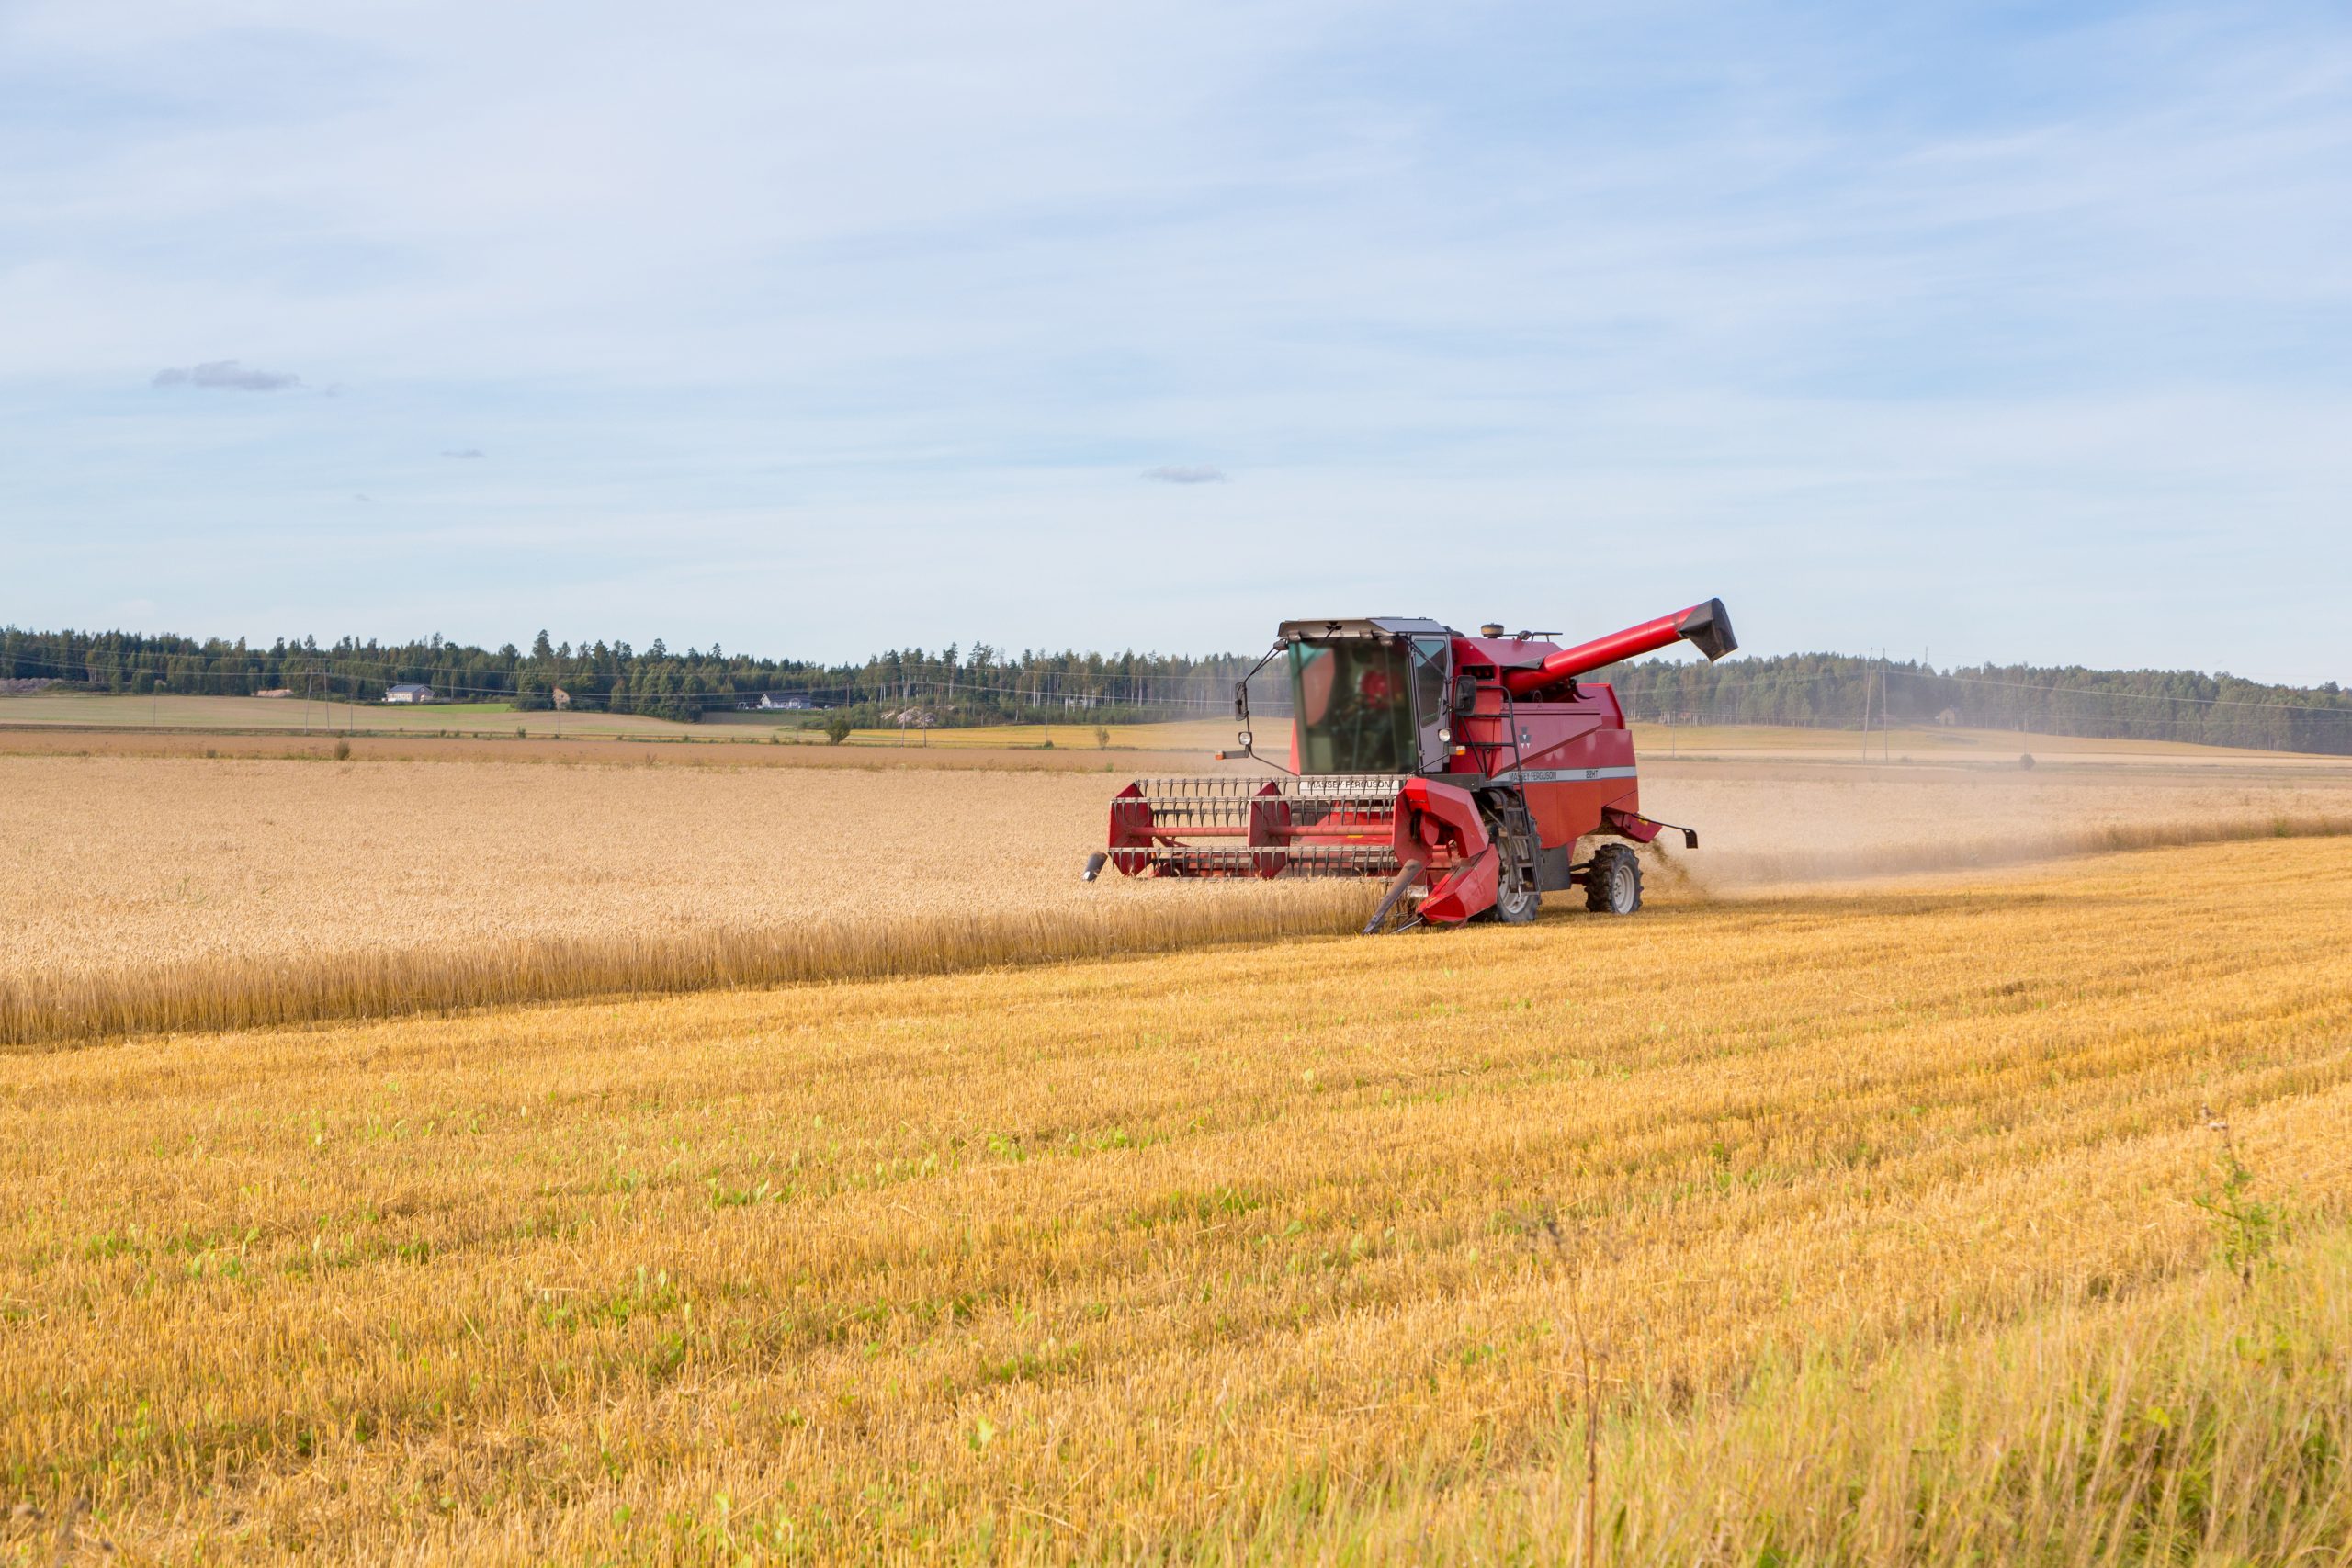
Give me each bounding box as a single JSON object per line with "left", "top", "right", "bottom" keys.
{"left": 1500, "top": 766, "right": 1639, "bottom": 783}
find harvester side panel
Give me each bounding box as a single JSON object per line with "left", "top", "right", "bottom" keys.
{"left": 1454, "top": 682, "right": 1638, "bottom": 851}
{"left": 1515, "top": 702, "right": 1639, "bottom": 851}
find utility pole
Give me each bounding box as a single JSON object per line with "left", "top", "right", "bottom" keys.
{"left": 1876, "top": 649, "right": 1890, "bottom": 761}
{"left": 1860, "top": 649, "right": 1871, "bottom": 760}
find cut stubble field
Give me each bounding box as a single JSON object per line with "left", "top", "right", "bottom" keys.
{"left": 4, "top": 838, "right": 2350, "bottom": 1561}
{"left": 6, "top": 742, "right": 2352, "bottom": 1561}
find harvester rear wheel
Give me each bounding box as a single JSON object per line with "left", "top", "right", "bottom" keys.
{"left": 1584, "top": 842, "right": 1643, "bottom": 915}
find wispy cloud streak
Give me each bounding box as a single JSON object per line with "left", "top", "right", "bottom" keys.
{"left": 153, "top": 360, "right": 302, "bottom": 391}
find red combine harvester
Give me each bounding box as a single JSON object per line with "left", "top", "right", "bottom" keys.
{"left": 1082, "top": 600, "right": 1736, "bottom": 932}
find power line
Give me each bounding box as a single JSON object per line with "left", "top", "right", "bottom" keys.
{"left": 1606, "top": 660, "right": 2352, "bottom": 722}
{"left": 1910, "top": 669, "right": 2352, "bottom": 717}
{"left": 0, "top": 647, "right": 1255, "bottom": 703}
{"left": 0, "top": 650, "right": 1262, "bottom": 708}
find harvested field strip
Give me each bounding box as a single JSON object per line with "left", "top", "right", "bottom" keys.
{"left": 1701, "top": 807, "right": 2352, "bottom": 883}
{"left": 0, "top": 726, "right": 1246, "bottom": 771}
{"left": 0, "top": 885, "right": 1377, "bottom": 1050}
{"left": 5, "top": 838, "right": 2350, "bottom": 1559}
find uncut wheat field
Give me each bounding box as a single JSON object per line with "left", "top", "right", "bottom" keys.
{"left": 6, "top": 813, "right": 2352, "bottom": 1562}
{"left": 7, "top": 750, "right": 2352, "bottom": 1045}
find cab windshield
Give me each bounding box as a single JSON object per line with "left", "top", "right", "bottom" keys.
{"left": 1289, "top": 639, "right": 1415, "bottom": 774}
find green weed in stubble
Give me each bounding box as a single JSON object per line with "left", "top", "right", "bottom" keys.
{"left": 2195, "top": 1105, "right": 2285, "bottom": 1287}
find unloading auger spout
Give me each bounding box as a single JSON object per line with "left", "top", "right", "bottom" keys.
{"left": 1500, "top": 598, "right": 1736, "bottom": 695}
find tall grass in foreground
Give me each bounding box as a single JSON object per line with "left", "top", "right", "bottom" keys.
{"left": 1704, "top": 808, "right": 2352, "bottom": 885}
{"left": 0, "top": 885, "right": 1379, "bottom": 1051}
{"left": 1318, "top": 1226, "right": 2352, "bottom": 1563}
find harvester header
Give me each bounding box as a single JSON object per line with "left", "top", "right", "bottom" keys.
{"left": 1084, "top": 598, "right": 1736, "bottom": 931}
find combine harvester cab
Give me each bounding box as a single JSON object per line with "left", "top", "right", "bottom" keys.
{"left": 1083, "top": 601, "right": 1736, "bottom": 931}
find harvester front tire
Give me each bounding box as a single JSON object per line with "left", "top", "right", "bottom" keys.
{"left": 1492, "top": 863, "right": 1540, "bottom": 924}
{"left": 1585, "top": 843, "right": 1643, "bottom": 915}
{"left": 1485, "top": 810, "right": 1541, "bottom": 925}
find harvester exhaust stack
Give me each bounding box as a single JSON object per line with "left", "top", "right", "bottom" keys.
{"left": 1094, "top": 599, "right": 1736, "bottom": 929}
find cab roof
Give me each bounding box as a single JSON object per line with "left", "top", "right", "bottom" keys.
{"left": 1276, "top": 618, "right": 1562, "bottom": 670}
{"left": 1277, "top": 616, "right": 1457, "bottom": 642}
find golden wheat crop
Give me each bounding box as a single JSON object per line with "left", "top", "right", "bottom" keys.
{"left": 4, "top": 752, "right": 2345, "bottom": 975}
{"left": 6, "top": 752, "right": 2351, "bottom": 1049}
{"left": 0, "top": 755, "right": 1185, "bottom": 984}
{"left": 4, "top": 836, "right": 2348, "bottom": 1561}
{"left": 0, "top": 888, "right": 1382, "bottom": 1049}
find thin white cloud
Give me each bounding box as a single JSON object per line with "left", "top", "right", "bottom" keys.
{"left": 153, "top": 359, "right": 301, "bottom": 391}
{"left": 1142, "top": 464, "right": 1227, "bottom": 484}
{"left": 440, "top": 447, "right": 485, "bottom": 458}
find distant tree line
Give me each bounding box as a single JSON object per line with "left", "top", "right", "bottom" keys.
{"left": 0, "top": 626, "right": 1258, "bottom": 726}
{"left": 6, "top": 626, "right": 2346, "bottom": 753}
{"left": 1597, "top": 652, "right": 2352, "bottom": 755}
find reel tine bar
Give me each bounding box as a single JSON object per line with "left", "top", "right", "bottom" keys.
{"left": 1111, "top": 774, "right": 1410, "bottom": 879}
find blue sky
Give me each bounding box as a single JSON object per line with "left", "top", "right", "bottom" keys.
{"left": 3, "top": 1, "right": 2347, "bottom": 680}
